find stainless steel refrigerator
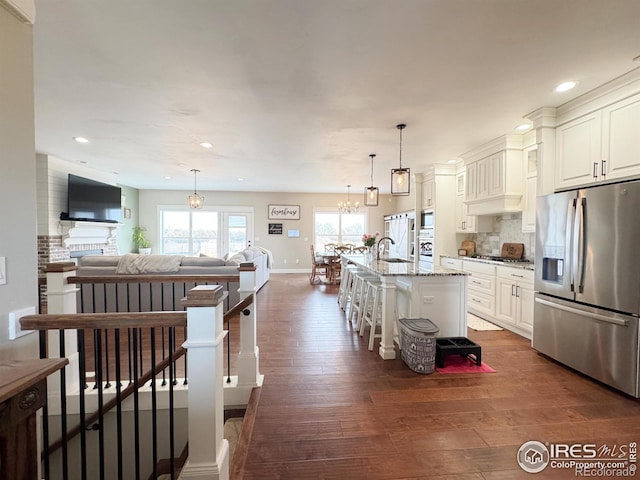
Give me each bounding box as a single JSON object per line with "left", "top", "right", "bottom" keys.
{"left": 534, "top": 179, "right": 640, "bottom": 397}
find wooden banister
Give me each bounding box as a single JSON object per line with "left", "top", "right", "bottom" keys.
{"left": 224, "top": 294, "right": 254, "bottom": 320}
{"left": 67, "top": 274, "right": 240, "bottom": 285}
{"left": 20, "top": 311, "right": 187, "bottom": 330}
{"left": 0, "top": 359, "right": 68, "bottom": 480}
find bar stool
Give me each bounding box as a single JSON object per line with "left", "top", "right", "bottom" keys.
{"left": 347, "top": 271, "right": 377, "bottom": 327}
{"left": 338, "top": 265, "right": 357, "bottom": 311}
{"left": 359, "top": 279, "right": 383, "bottom": 350}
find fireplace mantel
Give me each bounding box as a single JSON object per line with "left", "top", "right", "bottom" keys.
{"left": 59, "top": 220, "right": 121, "bottom": 246}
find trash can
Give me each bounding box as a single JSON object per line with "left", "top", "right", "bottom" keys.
{"left": 399, "top": 318, "right": 439, "bottom": 374}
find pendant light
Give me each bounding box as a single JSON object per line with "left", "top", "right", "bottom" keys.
{"left": 188, "top": 168, "right": 204, "bottom": 209}
{"left": 338, "top": 184, "right": 359, "bottom": 214}
{"left": 364, "top": 153, "right": 379, "bottom": 206}
{"left": 391, "top": 123, "right": 410, "bottom": 196}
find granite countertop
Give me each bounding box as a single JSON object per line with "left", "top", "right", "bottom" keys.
{"left": 344, "top": 254, "right": 469, "bottom": 277}
{"left": 441, "top": 255, "right": 535, "bottom": 271}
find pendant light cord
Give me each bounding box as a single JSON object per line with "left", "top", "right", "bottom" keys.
{"left": 369, "top": 154, "right": 376, "bottom": 186}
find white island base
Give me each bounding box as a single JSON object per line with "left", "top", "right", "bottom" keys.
{"left": 343, "top": 255, "right": 468, "bottom": 360}
{"left": 395, "top": 275, "right": 468, "bottom": 338}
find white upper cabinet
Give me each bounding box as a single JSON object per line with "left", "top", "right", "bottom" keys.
{"left": 556, "top": 93, "right": 640, "bottom": 189}
{"left": 555, "top": 112, "right": 604, "bottom": 189}
{"left": 602, "top": 94, "right": 640, "bottom": 179}
{"left": 422, "top": 176, "right": 436, "bottom": 210}
{"left": 461, "top": 135, "right": 524, "bottom": 216}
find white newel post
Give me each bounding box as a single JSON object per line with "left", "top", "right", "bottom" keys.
{"left": 236, "top": 264, "right": 262, "bottom": 389}
{"left": 224, "top": 264, "right": 264, "bottom": 406}
{"left": 43, "top": 263, "right": 81, "bottom": 398}
{"left": 180, "top": 285, "right": 229, "bottom": 480}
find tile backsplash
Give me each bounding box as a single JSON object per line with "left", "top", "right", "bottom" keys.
{"left": 470, "top": 213, "right": 535, "bottom": 260}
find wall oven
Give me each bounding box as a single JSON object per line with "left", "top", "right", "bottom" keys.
{"left": 418, "top": 227, "right": 434, "bottom": 271}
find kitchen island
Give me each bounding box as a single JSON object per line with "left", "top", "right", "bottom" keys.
{"left": 343, "top": 255, "right": 469, "bottom": 360}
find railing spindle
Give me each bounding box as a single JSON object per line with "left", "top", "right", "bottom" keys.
{"left": 115, "top": 327, "right": 124, "bottom": 480}
{"left": 59, "top": 329, "right": 69, "bottom": 480}
{"left": 95, "top": 328, "right": 105, "bottom": 480}
{"left": 39, "top": 330, "right": 51, "bottom": 480}
{"left": 77, "top": 329, "right": 88, "bottom": 480}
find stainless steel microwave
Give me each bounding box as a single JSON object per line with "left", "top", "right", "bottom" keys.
{"left": 421, "top": 211, "right": 434, "bottom": 228}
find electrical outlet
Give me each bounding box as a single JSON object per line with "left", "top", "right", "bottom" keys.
{"left": 0, "top": 256, "right": 6, "bottom": 285}
{"left": 9, "top": 306, "right": 36, "bottom": 340}
{"left": 423, "top": 296, "right": 434, "bottom": 304}
{"left": 295, "top": 259, "right": 299, "bottom": 264}
{"left": 283, "top": 259, "right": 287, "bottom": 264}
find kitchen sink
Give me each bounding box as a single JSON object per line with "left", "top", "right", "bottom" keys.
{"left": 382, "top": 258, "right": 411, "bottom": 263}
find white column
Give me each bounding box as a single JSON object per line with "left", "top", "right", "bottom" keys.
{"left": 45, "top": 262, "right": 79, "bottom": 315}
{"left": 43, "top": 263, "right": 81, "bottom": 397}
{"left": 180, "top": 285, "right": 229, "bottom": 480}
{"left": 378, "top": 276, "right": 398, "bottom": 360}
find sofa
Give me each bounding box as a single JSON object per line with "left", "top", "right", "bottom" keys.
{"left": 76, "top": 247, "right": 270, "bottom": 289}
{"left": 74, "top": 247, "right": 271, "bottom": 311}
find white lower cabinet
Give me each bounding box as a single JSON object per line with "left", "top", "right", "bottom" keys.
{"left": 440, "top": 256, "right": 535, "bottom": 339}
{"left": 462, "top": 260, "right": 496, "bottom": 319}
{"left": 495, "top": 266, "right": 534, "bottom": 337}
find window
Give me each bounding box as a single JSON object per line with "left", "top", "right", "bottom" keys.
{"left": 314, "top": 210, "right": 367, "bottom": 251}
{"left": 160, "top": 210, "right": 218, "bottom": 256}
{"left": 159, "top": 206, "right": 253, "bottom": 256}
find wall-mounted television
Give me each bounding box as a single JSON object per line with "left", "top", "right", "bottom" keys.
{"left": 63, "top": 174, "right": 122, "bottom": 223}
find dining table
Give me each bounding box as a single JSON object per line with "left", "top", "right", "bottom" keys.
{"left": 318, "top": 252, "right": 341, "bottom": 284}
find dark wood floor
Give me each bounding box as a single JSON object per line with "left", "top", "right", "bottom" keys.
{"left": 238, "top": 273, "right": 640, "bottom": 479}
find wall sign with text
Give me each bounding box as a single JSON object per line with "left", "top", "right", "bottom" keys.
{"left": 268, "top": 204, "right": 300, "bottom": 220}
{"left": 268, "top": 223, "right": 283, "bottom": 235}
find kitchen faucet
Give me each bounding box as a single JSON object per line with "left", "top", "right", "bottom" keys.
{"left": 376, "top": 236, "right": 395, "bottom": 261}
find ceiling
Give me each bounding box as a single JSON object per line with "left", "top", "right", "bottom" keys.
{"left": 32, "top": 0, "right": 640, "bottom": 194}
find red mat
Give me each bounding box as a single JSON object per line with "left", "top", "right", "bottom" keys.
{"left": 436, "top": 355, "right": 496, "bottom": 374}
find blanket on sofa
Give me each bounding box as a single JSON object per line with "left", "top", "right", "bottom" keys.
{"left": 116, "top": 254, "right": 183, "bottom": 274}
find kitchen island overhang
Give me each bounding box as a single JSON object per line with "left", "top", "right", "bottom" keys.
{"left": 342, "top": 255, "right": 469, "bottom": 360}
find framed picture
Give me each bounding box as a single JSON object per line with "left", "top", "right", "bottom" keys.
{"left": 268, "top": 223, "right": 283, "bottom": 235}
{"left": 268, "top": 204, "right": 300, "bottom": 220}
{"left": 287, "top": 229, "right": 300, "bottom": 238}
{"left": 123, "top": 207, "right": 131, "bottom": 219}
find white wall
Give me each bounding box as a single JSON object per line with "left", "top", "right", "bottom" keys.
{"left": 139, "top": 189, "right": 399, "bottom": 270}
{"left": 0, "top": 8, "right": 39, "bottom": 359}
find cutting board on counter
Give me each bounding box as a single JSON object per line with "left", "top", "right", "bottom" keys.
{"left": 501, "top": 243, "right": 524, "bottom": 259}
{"left": 461, "top": 240, "right": 476, "bottom": 255}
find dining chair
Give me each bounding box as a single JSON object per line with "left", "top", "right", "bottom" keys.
{"left": 309, "top": 245, "right": 330, "bottom": 284}
{"left": 352, "top": 246, "right": 368, "bottom": 254}
{"left": 324, "top": 243, "right": 338, "bottom": 252}
{"left": 343, "top": 243, "right": 355, "bottom": 253}
{"left": 334, "top": 245, "right": 351, "bottom": 255}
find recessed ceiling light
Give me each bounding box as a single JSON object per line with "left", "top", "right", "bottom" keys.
{"left": 516, "top": 123, "right": 532, "bottom": 132}
{"left": 237, "top": 177, "right": 244, "bottom": 182}
{"left": 555, "top": 81, "right": 577, "bottom": 93}
{"left": 447, "top": 159, "right": 456, "bottom": 164}
{"left": 74, "top": 136, "right": 89, "bottom": 143}
{"left": 164, "top": 176, "right": 171, "bottom": 180}
{"left": 200, "top": 142, "right": 213, "bottom": 149}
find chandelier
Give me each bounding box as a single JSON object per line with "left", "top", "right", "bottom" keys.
{"left": 338, "top": 184, "right": 359, "bottom": 214}
{"left": 188, "top": 168, "right": 204, "bottom": 209}
{"left": 391, "top": 123, "right": 410, "bottom": 195}
{"left": 364, "top": 153, "right": 379, "bottom": 206}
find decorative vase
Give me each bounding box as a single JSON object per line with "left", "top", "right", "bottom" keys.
{"left": 366, "top": 245, "right": 374, "bottom": 262}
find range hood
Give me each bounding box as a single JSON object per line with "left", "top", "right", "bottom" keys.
{"left": 461, "top": 134, "right": 524, "bottom": 216}
{"left": 465, "top": 194, "right": 522, "bottom": 216}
